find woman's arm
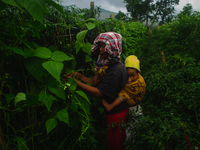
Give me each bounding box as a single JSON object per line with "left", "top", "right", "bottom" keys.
{"left": 69, "top": 72, "right": 100, "bottom": 87}
{"left": 75, "top": 79, "right": 103, "bottom": 97}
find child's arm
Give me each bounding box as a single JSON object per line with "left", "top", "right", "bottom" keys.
{"left": 102, "top": 96, "right": 123, "bottom": 111}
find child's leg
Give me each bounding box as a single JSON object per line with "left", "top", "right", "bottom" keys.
{"left": 102, "top": 96, "right": 123, "bottom": 111}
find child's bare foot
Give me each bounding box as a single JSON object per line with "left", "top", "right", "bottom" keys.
{"left": 101, "top": 99, "right": 113, "bottom": 111}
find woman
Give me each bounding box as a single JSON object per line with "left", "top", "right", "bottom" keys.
{"left": 66, "top": 32, "right": 129, "bottom": 150}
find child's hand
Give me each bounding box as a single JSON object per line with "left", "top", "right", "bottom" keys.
{"left": 101, "top": 99, "right": 112, "bottom": 112}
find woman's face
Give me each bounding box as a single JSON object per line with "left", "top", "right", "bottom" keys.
{"left": 99, "top": 42, "right": 108, "bottom": 59}
{"left": 127, "top": 68, "right": 139, "bottom": 83}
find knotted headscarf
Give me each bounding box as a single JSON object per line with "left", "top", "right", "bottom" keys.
{"left": 91, "top": 32, "right": 122, "bottom": 71}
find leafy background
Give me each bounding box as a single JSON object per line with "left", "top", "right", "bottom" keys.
{"left": 0, "top": 0, "right": 199, "bottom": 150}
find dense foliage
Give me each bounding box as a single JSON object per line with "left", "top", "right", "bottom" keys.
{"left": 0, "top": 0, "right": 145, "bottom": 149}
{"left": 125, "top": 15, "right": 200, "bottom": 149}
{"left": 123, "top": 0, "right": 180, "bottom": 26}
{"left": 0, "top": 0, "right": 199, "bottom": 150}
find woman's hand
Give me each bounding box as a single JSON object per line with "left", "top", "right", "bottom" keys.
{"left": 62, "top": 75, "right": 71, "bottom": 81}
{"left": 69, "top": 72, "right": 82, "bottom": 79}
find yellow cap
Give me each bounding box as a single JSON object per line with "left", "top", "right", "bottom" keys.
{"left": 125, "top": 55, "right": 140, "bottom": 72}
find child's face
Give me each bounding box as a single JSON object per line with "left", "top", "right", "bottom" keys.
{"left": 127, "top": 68, "right": 139, "bottom": 83}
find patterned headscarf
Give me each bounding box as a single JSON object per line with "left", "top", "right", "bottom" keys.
{"left": 91, "top": 32, "right": 122, "bottom": 71}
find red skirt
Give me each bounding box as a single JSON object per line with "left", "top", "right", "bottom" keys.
{"left": 106, "top": 108, "right": 129, "bottom": 150}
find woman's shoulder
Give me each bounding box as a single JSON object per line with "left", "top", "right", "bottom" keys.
{"left": 107, "top": 62, "right": 128, "bottom": 79}
{"left": 108, "top": 62, "right": 126, "bottom": 71}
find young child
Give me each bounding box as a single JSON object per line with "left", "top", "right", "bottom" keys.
{"left": 101, "top": 55, "right": 146, "bottom": 111}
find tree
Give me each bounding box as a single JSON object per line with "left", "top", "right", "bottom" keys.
{"left": 123, "top": 0, "right": 179, "bottom": 27}
{"left": 178, "top": 3, "right": 193, "bottom": 18}
{"left": 115, "top": 11, "right": 129, "bottom": 21}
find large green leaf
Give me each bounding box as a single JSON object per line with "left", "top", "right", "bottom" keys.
{"left": 76, "top": 30, "right": 88, "bottom": 41}
{"left": 48, "top": 45, "right": 58, "bottom": 52}
{"left": 45, "top": 95, "right": 57, "bottom": 111}
{"left": 67, "top": 78, "right": 77, "bottom": 91}
{"left": 85, "top": 22, "right": 96, "bottom": 30}
{"left": 70, "top": 95, "right": 79, "bottom": 111}
{"left": 5, "top": 94, "right": 15, "bottom": 104}
{"left": 75, "top": 41, "right": 83, "bottom": 54}
{"left": 17, "top": 0, "right": 48, "bottom": 24}
{"left": 24, "top": 57, "right": 46, "bottom": 83}
{"left": 33, "top": 47, "right": 52, "bottom": 59}
{"left": 82, "top": 42, "right": 92, "bottom": 55}
{"left": 51, "top": 51, "right": 74, "bottom": 62}
{"left": 86, "top": 18, "right": 97, "bottom": 22}
{"left": 76, "top": 94, "right": 90, "bottom": 114}
{"left": 76, "top": 91, "right": 91, "bottom": 104}
{"left": 57, "top": 109, "right": 69, "bottom": 124}
{"left": 44, "top": 0, "right": 64, "bottom": 14}
{"left": 38, "top": 91, "right": 48, "bottom": 103}
{"left": 14, "top": 93, "right": 26, "bottom": 107}
{"left": 2, "top": 0, "right": 21, "bottom": 9}
{"left": 42, "top": 61, "right": 63, "bottom": 81}
{"left": 38, "top": 91, "right": 57, "bottom": 111}
{"left": 6, "top": 46, "right": 26, "bottom": 58}
{"left": 45, "top": 118, "right": 57, "bottom": 134}
{"left": 85, "top": 54, "right": 93, "bottom": 62}
{"left": 48, "top": 85, "right": 66, "bottom": 100}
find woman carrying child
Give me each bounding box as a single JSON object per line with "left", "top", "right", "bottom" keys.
{"left": 65, "top": 32, "right": 129, "bottom": 150}
{"left": 101, "top": 55, "right": 146, "bottom": 111}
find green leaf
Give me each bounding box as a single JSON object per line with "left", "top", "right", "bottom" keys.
{"left": 44, "top": 95, "right": 56, "bottom": 111}
{"left": 85, "top": 54, "right": 92, "bottom": 62}
{"left": 75, "top": 41, "right": 83, "bottom": 54}
{"left": 2, "top": 0, "right": 21, "bottom": 9}
{"left": 98, "top": 107, "right": 104, "bottom": 114}
{"left": 77, "top": 94, "right": 90, "bottom": 114}
{"left": 70, "top": 96, "right": 79, "bottom": 111}
{"left": 67, "top": 78, "right": 77, "bottom": 91}
{"left": 48, "top": 85, "right": 66, "bottom": 100}
{"left": 71, "top": 56, "right": 77, "bottom": 70}
{"left": 76, "top": 91, "right": 91, "bottom": 104}
{"left": 5, "top": 94, "right": 15, "bottom": 104}
{"left": 24, "top": 57, "right": 46, "bottom": 83}
{"left": 32, "top": 42, "right": 40, "bottom": 48}
{"left": 85, "top": 22, "right": 96, "bottom": 30}
{"left": 44, "top": 0, "right": 64, "bottom": 14}
{"left": 15, "top": 136, "right": 29, "bottom": 150}
{"left": 82, "top": 42, "right": 92, "bottom": 55}
{"left": 26, "top": 94, "right": 39, "bottom": 105}
{"left": 57, "top": 109, "right": 69, "bottom": 124}
{"left": 6, "top": 46, "right": 26, "bottom": 58}
{"left": 17, "top": 0, "right": 47, "bottom": 24}
{"left": 39, "top": 91, "right": 57, "bottom": 111}
{"left": 48, "top": 45, "right": 58, "bottom": 52}
{"left": 32, "top": 28, "right": 40, "bottom": 39}
{"left": 86, "top": 18, "right": 97, "bottom": 22}
{"left": 42, "top": 61, "right": 63, "bottom": 81}
{"left": 38, "top": 91, "right": 48, "bottom": 103}
{"left": 51, "top": 51, "right": 74, "bottom": 62}
{"left": 33, "top": 47, "right": 52, "bottom": 59}
{"left": 14, "top": 93, "right": 26, "bottom": 107}
{"left": 45, "top": 118, "right": 57, "bottom": 134}
{"left": 76, "top": 30, "right": 88, "bottom": 41}
{"left": 78, "top": 13, "right": 86, "bottom": 19}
